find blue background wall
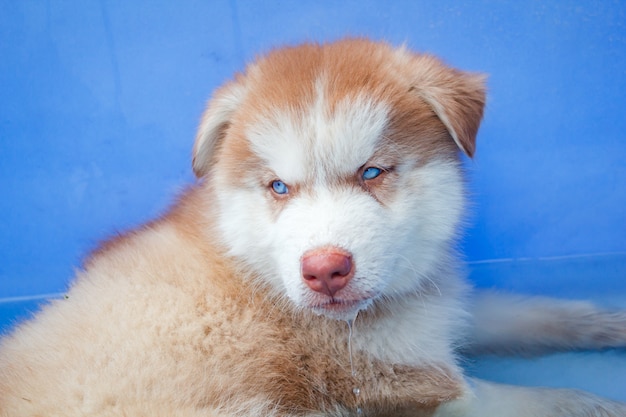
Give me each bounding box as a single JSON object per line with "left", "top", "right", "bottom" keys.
{"left": 1, "top": 0, "right": 625, "bottom": 401}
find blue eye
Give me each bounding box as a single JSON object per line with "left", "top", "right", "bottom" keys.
{"left": 362, "top": 167, "right": 382, "bottom": 180}
{"left": 271, "top": 180, "right": 289, "bottom": 195}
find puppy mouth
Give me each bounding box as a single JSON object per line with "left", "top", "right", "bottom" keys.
{"left": 316, "top": 298, "right": 362, "bottom": 309}
{"left": 309, "top": 297, "right": 373, "bottom": 319}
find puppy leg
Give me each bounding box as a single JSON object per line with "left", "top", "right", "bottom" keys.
{"left": 465, "top": 291, "right": 626, "bottom": 355}
{"left": 435, "top": 378, "right": 626, "bottom": 417}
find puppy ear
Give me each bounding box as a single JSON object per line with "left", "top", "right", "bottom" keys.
{"left": 412, "top": 57, "right": 487, "bottom": 158}
{"left": 192, "top": 82, "right": 246, "bottom": 178}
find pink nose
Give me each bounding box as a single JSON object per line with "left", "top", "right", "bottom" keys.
{"left": 301, "top": 248, "right": 354, "bottom": 297}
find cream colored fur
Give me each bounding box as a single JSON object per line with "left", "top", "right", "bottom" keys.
{"left": 1, "top": 39, "right": 625, "bottom": 416}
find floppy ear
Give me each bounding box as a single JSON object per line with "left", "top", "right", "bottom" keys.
{"left": 412, "top": 57, "right": 487, "bottom": 158}
{"left": 192, "top": 82, "right": 247, "bottom": 178}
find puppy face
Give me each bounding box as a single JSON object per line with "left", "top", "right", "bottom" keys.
{"left": 193, "top": 40, "right": 485, "bottom": 320}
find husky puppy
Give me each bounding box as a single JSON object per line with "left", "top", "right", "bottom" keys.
{"left": 1, "top": 39, "right": 625, "bottom": 417}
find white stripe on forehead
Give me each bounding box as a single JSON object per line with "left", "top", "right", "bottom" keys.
{"left": 247, "top": 79, "right": 390, "bottom": 184}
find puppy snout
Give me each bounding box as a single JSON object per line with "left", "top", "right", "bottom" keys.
{"left": 301, "top": 248, "right": 354, "bottom": 297}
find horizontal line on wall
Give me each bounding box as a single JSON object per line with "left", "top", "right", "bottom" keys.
{"left": 0, "top": 293, "right": 65, "bottom": 304}
{"left": 467, "top": 251, "right": 626, "bottom": 265}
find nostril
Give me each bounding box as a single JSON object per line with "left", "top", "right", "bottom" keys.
{"left": 301, "top": 248, "right": 354, "bottom": 297}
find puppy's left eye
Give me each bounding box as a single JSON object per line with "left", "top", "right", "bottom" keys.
{"left": 362, "top": 167, "right": 382, "bottom": 180}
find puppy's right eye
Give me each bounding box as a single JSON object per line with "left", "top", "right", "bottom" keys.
{"left": 362, "top": 167, "right": 382, "bottom": 180}
{"left": 271, "top": 180, "right": 289, "bottom": 195}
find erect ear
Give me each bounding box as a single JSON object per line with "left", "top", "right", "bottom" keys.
{"left": 411, "top": 57, "right": 487, "bottom": 158}
{"left": 192, "top": 81, "right": 247, "bottom": 178}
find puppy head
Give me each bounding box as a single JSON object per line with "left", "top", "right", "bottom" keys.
{"left": 193, "top": 39, "right": 485, "bottom": 320}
